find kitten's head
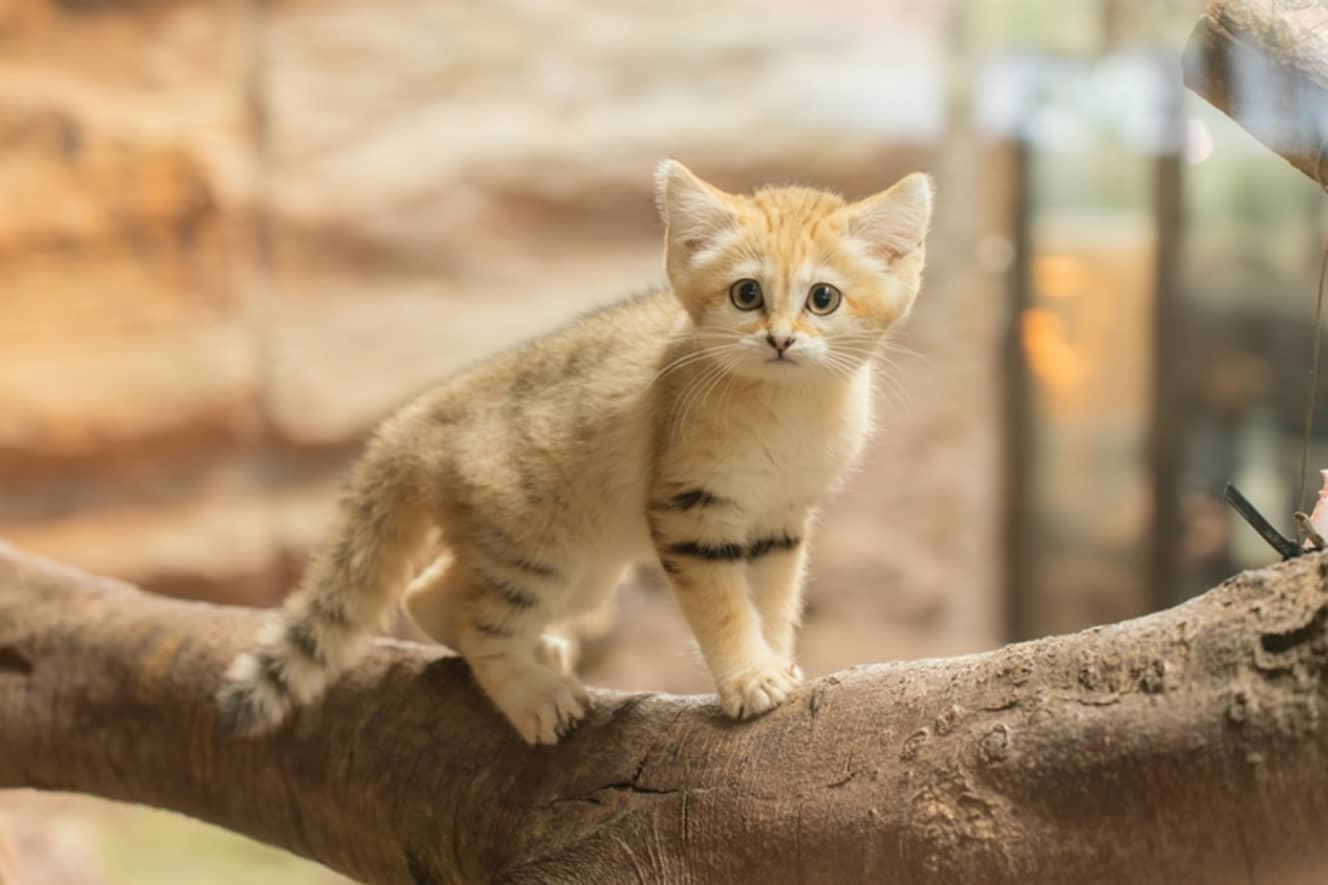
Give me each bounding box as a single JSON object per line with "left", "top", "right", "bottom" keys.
{"left": 655, "top": 160, "right": 932, "bottom": 382}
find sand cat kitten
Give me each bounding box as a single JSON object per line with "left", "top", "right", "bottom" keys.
{"left": 220, "top": 161, "right": 932, "bottom": 745}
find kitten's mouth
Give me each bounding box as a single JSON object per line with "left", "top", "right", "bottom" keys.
{"left": 766, "top": 356, "right": 798, "bottom": 366}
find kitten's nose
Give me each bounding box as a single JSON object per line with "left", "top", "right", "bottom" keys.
{"left": 766, "top": 332, "right": 796, "bottom": 356}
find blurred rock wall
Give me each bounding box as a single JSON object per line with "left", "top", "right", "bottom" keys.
{"left": 0, "top": 0, "right": 1004, "bottom": 684}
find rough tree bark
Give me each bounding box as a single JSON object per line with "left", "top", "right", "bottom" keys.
{"left": 1183, "top": 0, "right": 1328, "bottom": 185}
{"left": 3, "top": 540, "right": 1328, "bottom": 884}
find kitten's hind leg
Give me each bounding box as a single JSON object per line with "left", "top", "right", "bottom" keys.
{"left": 408, "top": 555, "right": 587, "bottom": 745}
{"left": 460, "top": 621, "right": 589, "bottom": 746}
{"left": 407, "top": 552, "right": 575, "bottom": 675}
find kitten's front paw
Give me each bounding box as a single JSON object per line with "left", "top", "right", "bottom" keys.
{"left": 718, "top": 659, "right": 803, "bottom": 720}
{"left": 493, "top": 672, "right": 590, "bottom": 747}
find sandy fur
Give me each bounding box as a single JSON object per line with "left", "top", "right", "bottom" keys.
{"left": 218, "top": 161, "right": 932, "bottom": 745}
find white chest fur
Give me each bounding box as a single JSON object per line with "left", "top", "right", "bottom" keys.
{"left": 671, "top": 368, "right": 875, "bottom": 518}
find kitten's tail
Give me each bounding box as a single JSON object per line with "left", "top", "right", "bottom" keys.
{"left": 217, "top": 439, "right": 431, "bottom": 735}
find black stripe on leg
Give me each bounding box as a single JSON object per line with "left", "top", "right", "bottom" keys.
{"left": 652, "top": 488, "right": 732, "bottom": 511}
{"left": 474, "top": 621, "right": 516, "bottom": 639}
{"left": 461, "top": 512, "right": 561, "bottom": 581}
{"left": 667, "top": 540, "right": 747, "bottom": 561}
{"left": 488, "top": 578, "right": 539, "bottom": 610}
{"left": 747, "top": 535, "right": 801, "bottom": 560}
{"left": 510, "top": 557, "right": 559, "bottom": 579}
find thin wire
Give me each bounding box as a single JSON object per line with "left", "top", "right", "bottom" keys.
{"left": 1298, "top": 240, "right": 1328, "bottom": 517}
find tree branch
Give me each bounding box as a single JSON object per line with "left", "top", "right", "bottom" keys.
{"left": 2, "top": 541, "right": 1328, "bottom": 883}
{"left": 1183, "top": 0, "right": 1328, "bottom": 186}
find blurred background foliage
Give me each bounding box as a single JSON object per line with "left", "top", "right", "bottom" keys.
{"left": 2, "top": 0, "right": 1324, "bottom": 881}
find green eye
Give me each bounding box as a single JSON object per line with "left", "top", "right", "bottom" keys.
{"left": 729, "top": 279, "right": 764, "bottom": 311}
{"left": 806, "top": 283, "right": 842, "bottom": 316}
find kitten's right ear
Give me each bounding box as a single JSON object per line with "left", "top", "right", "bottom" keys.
{"left": 655, "top": 160, "right": 737, "bottom": 273}
{"left": 847, "top": 172, "right": 934, "bottom": 264}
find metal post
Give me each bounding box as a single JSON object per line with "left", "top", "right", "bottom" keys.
{"left": 1148, "top": 73, "right": 1188, "bottom": 610}
{"left": 1003, "top": 137, "right": 1036, "bottom": 641}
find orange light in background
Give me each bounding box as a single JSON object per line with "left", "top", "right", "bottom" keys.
{"left": 1032, "top": 254, "right": 1088, "bottom": 300}
{"left": 1020, "top": 307, "right": 1087, "bottom": 392}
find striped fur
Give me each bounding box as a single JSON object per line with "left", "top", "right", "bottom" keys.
{"left": 218, "top": 161, "right": 931, "bottom": 745}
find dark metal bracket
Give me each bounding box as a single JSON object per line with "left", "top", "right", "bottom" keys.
{"left": 1224, "top": 483, "right": 1304, "bottom": 560}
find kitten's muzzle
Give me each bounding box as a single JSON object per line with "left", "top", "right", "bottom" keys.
{"left": 765, "top": 333, "right": 796, "bottom": 356}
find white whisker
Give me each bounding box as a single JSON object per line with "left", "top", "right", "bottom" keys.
{"left": 650, "top": 341, "right": 740, "bottom": 387}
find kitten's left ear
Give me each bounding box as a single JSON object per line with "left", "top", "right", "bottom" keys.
{"left": 847, "top": 172, "right": 934, "bottom": 263}
{"left": 655, "top": 160, "right": 738, "bottom": 274}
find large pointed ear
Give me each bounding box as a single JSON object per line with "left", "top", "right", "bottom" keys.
{"left": 655, "top": 160, "right": 738, "bottom": 273}
{"left": 846, "top": 172, "right": 933, "bottom": 263}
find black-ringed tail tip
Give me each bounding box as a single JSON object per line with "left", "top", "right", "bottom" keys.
{"left": 218, "top": 613, "right": 359, "bottom": 736}
{"left": 218, "top": 649, "right": 299, "bottom": 736}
